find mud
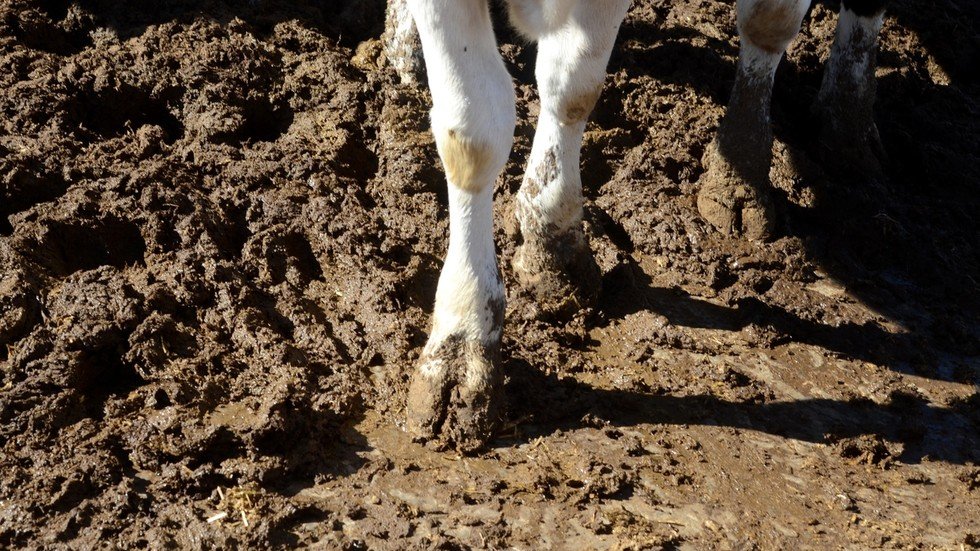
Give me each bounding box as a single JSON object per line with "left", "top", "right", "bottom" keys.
{"left": 1, "top": 0, "right": 978, "bottom": 548}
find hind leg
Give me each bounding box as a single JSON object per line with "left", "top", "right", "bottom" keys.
{"left": 510, "top": 0, "right": 630, "bottom": 318}
{"left": 698, "top": 0, "right": 810, "bottom": 240}
{"left": 404, "top": 0, "right": 516, "bottom": 451}
{"left": 814, "top": 0, "right": 888, "bottom": 174}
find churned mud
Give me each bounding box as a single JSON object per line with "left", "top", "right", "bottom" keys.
{"left": 1, "top": 0, "right": 979, "bottom": 548}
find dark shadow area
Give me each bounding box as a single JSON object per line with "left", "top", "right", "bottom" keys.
{"left": 599, "top": 261, "right": 977, "bottom": 383}
{"left": 68, "top": 84, "right": 185, "bottom": 143}
{"left": 0, "top": 166, "right": 70, "bottom": 237}
{"left": 81, "top": 343, "right": 147, "bottom": 420}
{"left": 258, "top": 408, "right": 370, "bottom": 494}
{"left": 218, "top": 96, "right": 295, "bottom": 145}
{"left": 502, "top": 359, "right": 980, "bottom": 466}
{"left": 600, "top": 0, "right": 980, "bottom": 386}
{"left": 8, "top": 2, "right": 93, "bottom": 55}
{"left": 32, "top": 218, "right": 147, "bottom": 276}
{"left": 613, "top": 20, "right": 739, "bottom": 105}
{"left": 259, "top": 408, "right": 371, "bottom": 547}
{"left": 881, "top": 0, "right": 980, "bottom": 90}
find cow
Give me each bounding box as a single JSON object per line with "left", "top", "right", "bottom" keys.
{"left": 383, "top": 0, "right": 888, "bottom": 451}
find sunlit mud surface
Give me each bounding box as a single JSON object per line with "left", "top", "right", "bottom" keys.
{"left": 1, "top": 0, "right": 978, "bottom": 547}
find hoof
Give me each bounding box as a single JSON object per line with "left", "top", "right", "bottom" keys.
{"left": 406, "top": 335, "right": 503, "bottom": 453}
{"left": 512, "top": 228, "right": 600, "bottom": 320}
{"left": 697, "top": 139, "right": 775, "bottom": 241}
{"left": 813, "top": 48, "right": 886, "bottom": 181}
{"left": 816, "top": 115, "right": 886, "bottom": 180}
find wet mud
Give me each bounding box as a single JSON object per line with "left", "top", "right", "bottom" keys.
{"left": 1, "top": 0, "right": 978, "bottom": 548}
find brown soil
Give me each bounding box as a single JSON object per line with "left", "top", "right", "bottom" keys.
{"left": 2, "top": 0, "right": 979, "bottom": 548}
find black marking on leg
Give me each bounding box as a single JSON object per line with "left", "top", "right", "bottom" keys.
{"left": 486, "top": 295, "right": 505, "bottom": 335}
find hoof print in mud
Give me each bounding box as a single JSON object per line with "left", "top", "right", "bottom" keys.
{"left": 406, "top": 335, "right": 503, "bottom": 453}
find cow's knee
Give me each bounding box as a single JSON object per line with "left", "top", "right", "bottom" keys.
{"left": 737, "top": 0, "right": 810, "bottom": 56}
{"left": 840, "top": 0, "right": 888, "bottom": 18}
{"left": 410, "top": 0, "right": 517, "bottom": 195}
{"left": 430, "top": 88, "right": 516, "bottom": 195}
{"left": 506, "top": 0, "right": 575, "bottom": 39}
{"left": 433, "top": 125, "right": 510, "bottom": 194}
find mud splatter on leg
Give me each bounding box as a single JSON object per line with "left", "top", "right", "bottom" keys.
{"left": 403, "top": 0, "right": 515, "bottom": 451}
{"left": 512, "top": 0, "right": 630, "bottom": 318}
{"left": 814, "top": 2, "right": 887, "bottom": 175}
{"left": 697, "top": 0, "right": 810, "bottom": 240}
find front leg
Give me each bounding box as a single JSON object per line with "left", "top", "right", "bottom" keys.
{"left": 511, "top": 0, "right": 630, "bottom": 319}
{"left": 404, "top": 0, "right": 516, "bottom": 451}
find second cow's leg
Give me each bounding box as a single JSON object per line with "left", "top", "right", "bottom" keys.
{"left": 511, "top": 0, "right": 630, "bottom": 318}
{"left": 405, "top": 0, "right": 516, "bottom": 451}
{"left": 814, "top": 0, "right": 888, "bottom": 173}
{"left": 697, "top": 0, "right": 810, "bottom": 240}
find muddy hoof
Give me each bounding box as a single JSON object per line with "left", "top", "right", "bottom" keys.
{"left": 512, "top": 228, "right": 600, "bottom": 320}
{"left": 817, "top": 118, "right": 887, "bottom": 180}
{"left": 697, "top": 140, "right": 775, "bottom": 241}
{"left": 697, "top": 180, "right": 774, "bottom": 241}
{"left": 406, "top": 335, "right": 502, "bottom": 453}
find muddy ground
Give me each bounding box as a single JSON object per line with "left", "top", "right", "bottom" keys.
{"left": 1, "top": 0, "right": 978, "bottom": 548}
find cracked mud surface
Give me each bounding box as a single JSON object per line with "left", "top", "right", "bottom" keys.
{"left": 1, "top": 0, "right": 979, "bottom": 548}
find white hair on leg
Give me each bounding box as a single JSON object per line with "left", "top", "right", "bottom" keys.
{"left": 819, "top": 8, "right": 885, "bottom": 103}
{"left": 512, "top": 0, "right": 630, "bottom": 317}
{"left": 505, "top": 0, "right": 576, "bottom": 39}
{"left": 383, "top": 0, "right": 423, "bottom": 84}
{"left": 814, "top": 6, "right": 886, "bottom": 173}
{"left": 404, "top": 0, "right": 515, "bottom": 451}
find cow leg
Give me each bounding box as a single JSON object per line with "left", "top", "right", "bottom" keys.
{"left": 814, "top": 0, "right": 888, "bottom": 173}
{"left": 511, "top": 0, "right": 630, "bottom": 318}
{"left": 698, "top": 0, "right": 810, "bottom": 240}
{"left": 383, "top": 0, "right": 424, "bottom": 84}
{"left": 404, "top": 0, "right": 516, "bottom": 451}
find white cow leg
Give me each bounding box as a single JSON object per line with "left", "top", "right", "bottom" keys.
{"left": 511, "top": 0, "right": 629, "bottom": 318}
{"left": 405, "top": 0, "right": 516, "bottom": 451}
{"left": 698, "top": 0, "right": 810, "bottom": 240}
{"left": 815, "top": 3, "right": 887, "bottom": 173}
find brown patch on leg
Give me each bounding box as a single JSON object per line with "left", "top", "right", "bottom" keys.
{"left": 521, "top": 147, "right": 559, "bottom": 202}
{"left": 560, "top": 85, "right": 603, "bottom": 126}
{"left": 437, "top": 129, "right": 495, "bottom": 193}
{"left": 740, "top": 0, "right": 806, "bottom": 54}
